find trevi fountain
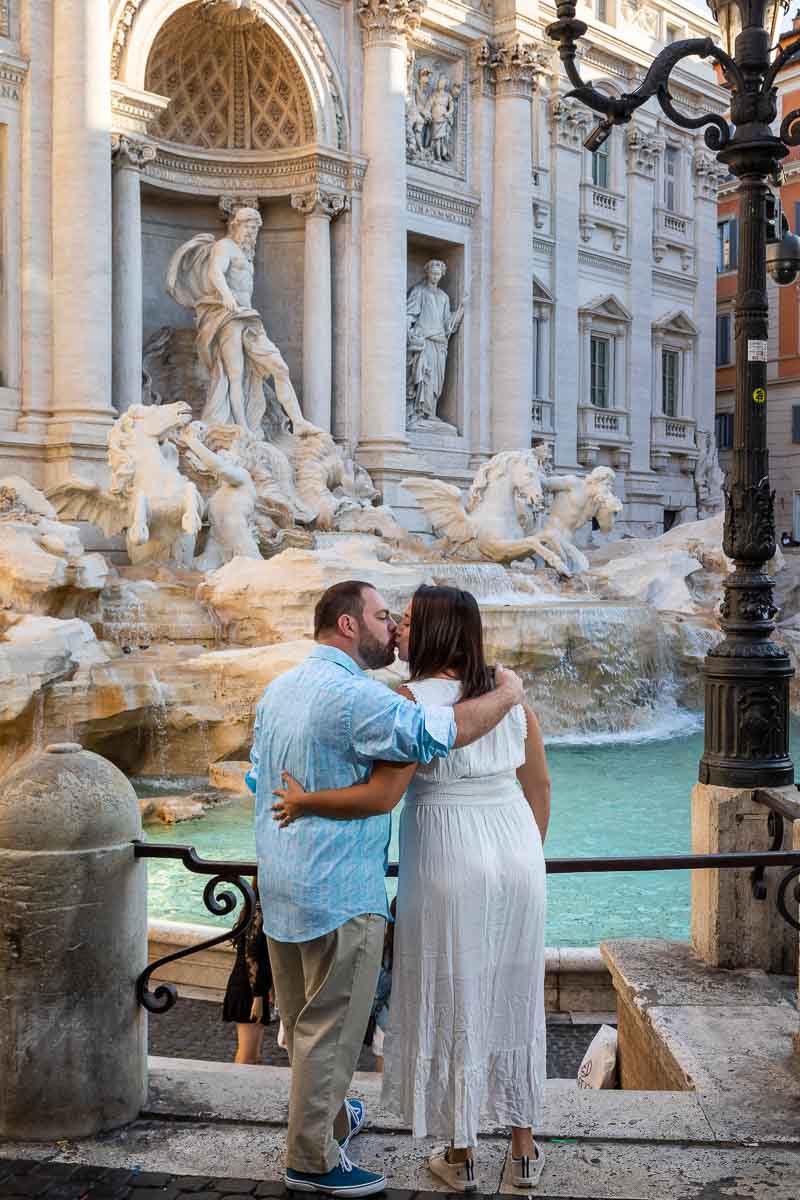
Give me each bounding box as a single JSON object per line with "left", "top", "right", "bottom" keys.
{"left": 0, "top": 200, "right": 797, "bottom": 948}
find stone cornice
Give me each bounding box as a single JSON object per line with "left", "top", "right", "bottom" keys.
{"left": 357, "top": 0, "right": 424, "bottom": 48}
{"left": 0, "top": 53, "right": 28, "bottom": 104}
{"left": 476, "top": 38, "right": 551, "bottom": 99}
{"left": 407, "top": 181, "right": 479, "bottom": 225}
{"left": 578, "top": 249, "right": 631, "bottom": 276}
{"left": 111, "top": 132, "right": 157, "bottom": 170}
{"left": 111, "top": 81, "right": 170, "bottom": 136}
{"left": 143, "top": 144, "right": 368, "bottom": 198}
{"left": 550, "top": 95, "right": 591, "bottom": 150}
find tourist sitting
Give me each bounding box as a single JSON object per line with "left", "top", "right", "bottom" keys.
{"left": 781, "top": 530, "right": 800, "bottom": 548}
{"left": 222, "top": 878, "right": 273, "bottom": 1065}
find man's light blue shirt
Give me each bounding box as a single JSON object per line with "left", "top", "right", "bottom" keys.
{"left": 251, "top": 644, "right": 457, "bottom": 943}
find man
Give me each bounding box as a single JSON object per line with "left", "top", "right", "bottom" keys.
{"left": 251, "top": 580, "right": 525, "bottom": 1197}
{"left": 167, "top": 206, "right": 314, "bottom": 435}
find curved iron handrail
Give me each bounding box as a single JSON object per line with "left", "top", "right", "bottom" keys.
{"left": 134, "top": 840, "right": 800, "bottom": 1012}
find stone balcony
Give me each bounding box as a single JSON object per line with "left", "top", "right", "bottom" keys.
{"left": 650, "top": 413, "right": 697, "bottom": 472}
{"left": 577, "top": 404, "right": 632, "bottom": 469}
{"left": 653, "top": 207, "right": 695, "bottom": 270}
{"left": 579, "top": 183, "right": 626, "bottom": 251}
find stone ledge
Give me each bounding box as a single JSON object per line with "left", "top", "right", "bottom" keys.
{"left": 601, "top": 938, "right": 800, "bottom": 1140}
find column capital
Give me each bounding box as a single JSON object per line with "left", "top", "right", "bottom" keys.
{"left": 219, "top": 194, "right": 260, "bottom": 220}
{"left": 476, "top": 38, "right": 550, "bottom": 100}
{"left": 625, "top": 127, "right": 663, "bottom": 178}
{"left": 111, "top": 133, "right": 156, "bottom": 171}
{"left": 291, "top": 189, "right": 349, "bottom": 220}
{"left": 357, "top": 0, "right": 424, "bottom": 48}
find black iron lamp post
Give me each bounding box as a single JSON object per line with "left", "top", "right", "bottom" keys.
{"left": 547, "top": 0, "right": 798, "bottom": 789}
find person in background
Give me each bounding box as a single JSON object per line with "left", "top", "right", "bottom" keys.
{"left": 222, "top": 879, "right": 273, "bottom": 1066}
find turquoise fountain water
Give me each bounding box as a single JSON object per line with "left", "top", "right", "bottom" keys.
{"left": 141, "top": 717, "right": 799, "bottom": 946}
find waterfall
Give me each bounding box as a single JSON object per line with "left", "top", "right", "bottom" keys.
{"left": 479, "top": 599, "right": 702, "bottom": 742}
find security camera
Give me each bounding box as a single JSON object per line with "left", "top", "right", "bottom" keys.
{"left": 766, "top": 221, "right": 800, "bottom": 287}
{"left": 583, "top": 121, "right": 613, "bottom": 153}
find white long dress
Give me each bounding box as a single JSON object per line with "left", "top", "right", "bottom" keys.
{"left": 381, "top": 677, "right": 547, "bottom": 1148}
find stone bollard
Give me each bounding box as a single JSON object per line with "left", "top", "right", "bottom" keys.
{"left": 0, "top": 742, "right": 147, "bottom": 1139}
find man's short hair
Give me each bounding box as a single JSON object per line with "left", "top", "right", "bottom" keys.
{"left": 314, "top": 580, "right": 375, "bottom": 639}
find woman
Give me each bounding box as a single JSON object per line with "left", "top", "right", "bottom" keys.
{"left": 222, "top": 879, "right": 273, "bottom": 1065}
{"left": 272, "top": 586, "right": 550, "bottom": 1191}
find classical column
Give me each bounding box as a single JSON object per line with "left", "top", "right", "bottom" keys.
{"left": 50, "top": 0, "right": 116, "bottom": 442}
{"left": 625, "top": 127, "right": 661, "bottom": 475}
{"left": 18, "top": 0, "right": 53, "bottom": 436}
{"left": 112, "top": 135, "right": 155, "bottom": 415}
{"left": 356, "top": 0, "right": 422, "bottom": 466}
{"left": 550, "top": 95, "right": 589, "bottom": 469}
{"left": 291, "top": 189, "right": 348, "bottom": 432}
{"left": 483, "top": 40, "right": 545, "bottom": 453}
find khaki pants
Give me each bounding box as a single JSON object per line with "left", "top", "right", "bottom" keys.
{"left": 267, "top": 913, "right": 385, "bottom": 1173}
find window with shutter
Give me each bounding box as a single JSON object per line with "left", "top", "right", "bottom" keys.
{"left": 792, "top": 405, "right": 800, "bottom": 444}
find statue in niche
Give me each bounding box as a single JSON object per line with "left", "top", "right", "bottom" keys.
{"left": 537, "top": 467, "right": 624, "bottom": 577}
{"left": 47, "top": 402, "right": 204, "bottom": 566}
{"left": 405, "top": 56, "right": 460, "bottom": 166}
{"left": 406, "top": 260, "right": 465, "bottom": 430}
{"left": 694, "top": 430, "right": 725, "bottom": 518}
{"left": 166, "top": 207, "right": 314, "bottom": 437}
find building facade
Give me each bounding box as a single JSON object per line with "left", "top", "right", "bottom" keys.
{"left": 0, "top": 0, "right": 725, "bottom": 535}
{"left": 716, "top": 16, "right": 800, "bottom": 543}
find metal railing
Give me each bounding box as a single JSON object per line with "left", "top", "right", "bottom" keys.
{"left": 133, "top": 841, "right": 800, "bottom": 1014}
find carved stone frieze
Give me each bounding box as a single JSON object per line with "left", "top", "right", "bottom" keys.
{"left": 620, "top": 0, "right": 659, "bottom": 37}
{"left": 476, "top": 39, "right": 550, "bottom": 100}
{"left": 0, "top": 54, "right": 28, "bottom": 104}
{"left": 143, "top": 148, "right": 367, "bottom": 200}
{"left": 406, "top": 182, "right": 479, "bottom": 226}
{"left": 357, "top": 0, "right": 424, "bottom": 48}
{"left": 406, "top": 49, "right": 465, "bottom": 175}
{"left": 111, "top": 133, "right": 157, "bottom": 171}
{"left": 625, "top": 128, "right": 663, "bottom": 177}
{"left": 550, "top": 96, "right": 591, "bottom": 150}
{"left": 290, "top": 188, "right": 349, "bottom": 219}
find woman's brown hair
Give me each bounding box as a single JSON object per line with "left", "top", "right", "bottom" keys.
{"left": 407, "top": 585, "right": 493, "bottom": 700}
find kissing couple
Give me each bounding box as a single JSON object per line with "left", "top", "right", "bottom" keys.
{"left": 250, "top": 581, "right": 551, "bottom": 1196}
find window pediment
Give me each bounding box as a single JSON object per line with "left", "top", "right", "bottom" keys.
{"left": 579, "top": 294, "right": 632, "bottom": 324}
{"left": 653, "top": 309, "right": 698, "bottom": 337}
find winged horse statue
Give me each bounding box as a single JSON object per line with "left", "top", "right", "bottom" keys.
{"left": 47, "top": 402, "right": 204, "bottom": 565}
{"left": 402, "top": 449, "right": 565, "bottom": 569}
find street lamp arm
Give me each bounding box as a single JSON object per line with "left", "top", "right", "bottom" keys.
{"left": 549, "top": 32, "right": 740, "bottom": 151}
{"left": 780, "top": 106, "right": 800, "bottom": 146}
{"left": 763, "top": 34, "right": 800, "bottom": 93}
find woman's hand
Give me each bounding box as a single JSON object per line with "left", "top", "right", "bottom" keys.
{"left": 272, "top": 772, "right": 309, "bottom": 827}
{"left": 250, "top": 995, "right": 264, "bottom": 1022}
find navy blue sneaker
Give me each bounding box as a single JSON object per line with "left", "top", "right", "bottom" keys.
{"left": 338, "top": 1098, "right": 366, "bottom": 1148}
{"left": 285, "top": 1148, "right": 385, "bottom": 1196}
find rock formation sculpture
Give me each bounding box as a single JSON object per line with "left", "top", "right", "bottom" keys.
{"left": 406, "top": 260, "right": 464, "bottom": 429}
{"left": 47, "top": 402, "right": 203, "bottom": 566}
{"left": 166, "top": 206, "right": 313, "bottom": 436}
{"left": 537, "top": 466, "right": 623, "bottom": 577}
{"left": 694, "top": 430, "right": 725, "bottom": 518}
{"left": 402, "top": 450, "right": 553, "bottom": 564}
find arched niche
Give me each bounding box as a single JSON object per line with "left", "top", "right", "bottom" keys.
{"left": 110, "top": 0, "right": 348, "bottom": 151}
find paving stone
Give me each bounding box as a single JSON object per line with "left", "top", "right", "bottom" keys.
{"left": 168, "top": 1183, "right": 209, "bottom": 1193}
{"left": 209, "top": 1182, "right": 256, "bottom": 1194}
{"left": 30, "top": 1170, "right": 76, "bottom": 1183}
{"left": 147, "top": 999, "right": 596, "bottom": 1080}
{"left": 127, "top": 1188, "right": 178, "bottom": 1200}
{"left": 128, "top": 1177, "right": 174, "bottom": 1190}
{"left": 0, "top": 1176, "right": 58, "bottom": 1195}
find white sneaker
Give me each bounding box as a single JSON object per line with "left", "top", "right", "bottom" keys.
{"left": 428, "top": 1148, "right": 477, "bottom": 1193}
{"left": 511, "top": 1144, "right": 545, "bottom": 1189}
